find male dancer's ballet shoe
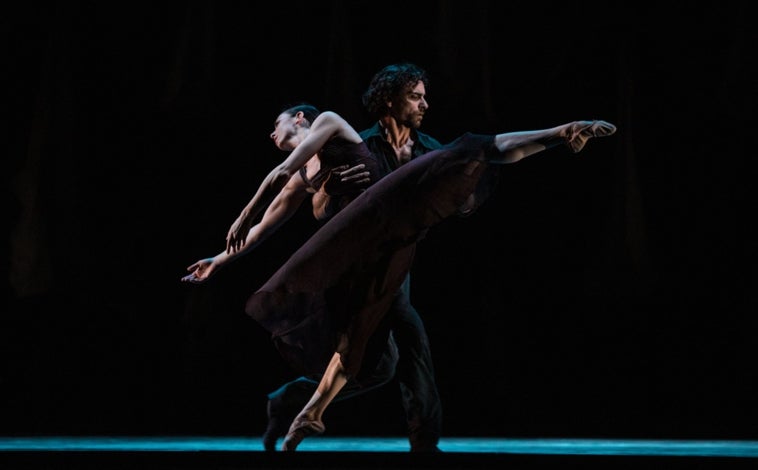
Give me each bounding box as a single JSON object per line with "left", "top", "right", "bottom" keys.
{"left": 566, "top": 120, "right": 617, "bottom": 153}
{"left": 280, "top": 416, "right": 326, "bottom": 451}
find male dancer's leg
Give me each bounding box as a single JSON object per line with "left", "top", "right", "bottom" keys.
{"left": 390, "top": 274, "right": 443, "bottom": 452}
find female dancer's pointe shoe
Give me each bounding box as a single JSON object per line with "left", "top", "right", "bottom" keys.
{"left": 566, "top": 120, "right": 617, "bottom": 153}
{"left": 280, "top": 416, "right": 326, "bottom": 451}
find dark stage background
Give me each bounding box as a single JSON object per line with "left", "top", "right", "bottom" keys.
{"left": 4, "top": 1, "right": 756, "bottom": 442}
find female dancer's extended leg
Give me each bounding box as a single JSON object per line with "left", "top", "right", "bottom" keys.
{"left": 279, "top": 119, "right": 616, "bottom": 452}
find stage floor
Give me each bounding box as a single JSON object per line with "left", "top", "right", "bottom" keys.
{"left": 2, "top": 435, "right": 758, "bottom": 456}
{"left": 2, "top": 436, "right": 758, "bottom": 469}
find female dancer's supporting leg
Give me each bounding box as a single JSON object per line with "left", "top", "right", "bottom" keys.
{"left": 281, "top": 352, "right": 348, "bottom": 451}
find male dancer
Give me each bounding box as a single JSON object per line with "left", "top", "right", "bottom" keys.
{"left": 261, "top": 63, "right": 444, "bottom": 452}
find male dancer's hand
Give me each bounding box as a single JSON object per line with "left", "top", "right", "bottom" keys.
{"left": 323, "top": 164, "right": 371, "bottom": 196}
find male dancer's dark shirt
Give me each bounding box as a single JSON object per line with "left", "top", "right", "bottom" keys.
{"left": 359, "top": 122, "right": 443, "bottom": 176}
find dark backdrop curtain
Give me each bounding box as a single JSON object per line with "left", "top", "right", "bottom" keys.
{"left": 4, "top": 1, "right": 756, "bottom": 438}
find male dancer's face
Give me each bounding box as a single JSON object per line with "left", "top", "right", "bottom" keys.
{"left": 389, "top": 81, "right": 428, "bottom": 129}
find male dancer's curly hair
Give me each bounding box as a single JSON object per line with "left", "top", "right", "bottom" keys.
{"left": 362, "top": 63, "right": 429, "bottom": 118}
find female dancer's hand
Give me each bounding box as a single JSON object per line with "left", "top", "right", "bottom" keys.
{"left": 226, "top": 211, "right": 253, "bottom": 254}
{"left": 181, "top": 258, "right": 217, "bottom": 284}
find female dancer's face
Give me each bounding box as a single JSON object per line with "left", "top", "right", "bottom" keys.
{"left": 270, "top": 111, "right": 301, "bottom": 151}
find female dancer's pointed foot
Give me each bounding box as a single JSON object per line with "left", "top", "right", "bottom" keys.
{"left": 566, "top": 120, "right": 617, "bottom": 153}
{"left": 281, "top": 417, "right": 326, "bottom": 451}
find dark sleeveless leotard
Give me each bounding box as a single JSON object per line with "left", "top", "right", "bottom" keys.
{"left": 300, "top": 138, "right": 379, "bottom": 215}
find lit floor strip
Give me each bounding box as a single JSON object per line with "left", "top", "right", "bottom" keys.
{"left": 1, "top": 436, "right": 758, "bottom": 457}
